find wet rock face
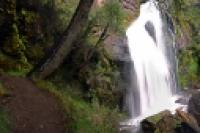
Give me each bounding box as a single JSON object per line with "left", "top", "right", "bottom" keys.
{"left": 145, "top": 21, "right": 156, "bottom": 43}
{"left": 121, "top": 0, "right": 140, "bottom": 12}
{"left": 105, "top": 35, "right": 131, "bottom": 62}
{"left": 188, "top": 92, "right": 200, "bottom": 125}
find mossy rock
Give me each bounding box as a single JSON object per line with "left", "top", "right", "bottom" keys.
{"left": 155, "top": 115, "right": 180, "bottom": 133}
{"left": 141, "top": 110, "right": 200, "bottom": 133}
{"left": 141, "top": 110, "right": 172, "bottom": 132}
{"left": 144, "top": 110, "right": 171, "bottom": 125}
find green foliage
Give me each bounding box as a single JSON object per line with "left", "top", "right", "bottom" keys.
{"left": 0, "top": 108, "right": 11, "bottom": 133}
{"left": 178, "top": 45, "right": 200, "bottom": 88}
{"left": 57, "top": 0, "right": 79, "bottom": 28}
{"left": 60, "top": 0, "right": 126, "bottom": 107}
{"left": 90, "top": 0, "right": 126, "bottom": 34}
{"left": 0, "top": 52, "right": 32, "bottom": 76}
{"left": 0, "top": 20, "right": 32, "bottom": 74}
{"left": 3, "top": 24, "right": 25, "bottom": 56}
{"left": 170, "top": 0, "right": 199, "bottom": 37}
{"left": 17, "top": 9, "right": 50, "bottom": 64}
{"left": 48, "top": 0, "right": 80, "bottom": 33}
{"left": 20, "top": 10, "right": 39, "bottom": 24}
{"left": 34, "top": 79, "right": 124, "bottom": 133}
{"left": 65, "top": 40, "right": 122, "bottom": 107}
{"left": 170, "top": 0, "right": 200, "bottom": 89}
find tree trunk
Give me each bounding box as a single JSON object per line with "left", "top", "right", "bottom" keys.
{"left": 30, "top": 0, "right": 95, "bottom": 79}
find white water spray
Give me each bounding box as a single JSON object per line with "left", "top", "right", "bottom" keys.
{"left": 125, "top": 0, "right": 184, "bottom": 126}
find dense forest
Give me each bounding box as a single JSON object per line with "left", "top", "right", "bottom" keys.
{"left": 0, "top": 0, "right": 199, "bottom": 133}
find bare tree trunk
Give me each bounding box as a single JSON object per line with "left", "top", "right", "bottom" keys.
{"left": 30, "top": 0, "right": 94, "bottom": 79}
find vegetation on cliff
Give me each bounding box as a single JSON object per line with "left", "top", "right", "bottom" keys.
{"left": 169, "top": 0, "right": 200, "bottom": 89}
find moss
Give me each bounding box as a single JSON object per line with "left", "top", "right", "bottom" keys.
{"left": 144, "top": 111, "right": 171, "bottom": 125}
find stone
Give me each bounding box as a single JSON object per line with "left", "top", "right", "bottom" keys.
{"left": 141, "top": 119, "right": 156, "bottom": 133}
{"left": 175, "top": 110, "right": 200, "bottom": 133}
{"left": 188, "top": 92, "right": 200, "bottom": 125}
{"left": 175, "top": 122, "right": 198, "bottom": 133}
{"left": 104, "top": 35, "right": 131, "bottom": 62}
{"left": 156, "top": 114, "right": 178, "bottom": 133}
{"left": 141, "top": 110, "right": 200, "bottom": 133}
{"left": 141, "top": 110, "right": 172, "bottom": 133}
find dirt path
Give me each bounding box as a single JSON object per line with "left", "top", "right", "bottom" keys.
{"left": 0, "top": 75, "right": 66, "bottom": 133}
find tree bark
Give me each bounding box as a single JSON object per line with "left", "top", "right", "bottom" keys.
{"left": 30, "top": 0, "right": 95, "bottom": 79}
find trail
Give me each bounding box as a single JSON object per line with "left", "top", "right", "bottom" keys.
{"left": 0, "top": 75, "right": 66, "bottom": 133}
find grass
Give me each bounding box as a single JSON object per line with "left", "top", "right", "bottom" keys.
{"left": 34, "top": 79, "right": 124, "bottom": 133}
{"left": 0, "top": 109, "right": 10, "bottom": 133}
{"left": 0, "top": 81, "right": 11, "bottom": 133}
{"left": 0, "top": 108, "right": 11, "bottom": 133}
{"left": 6, "top": 68, "right": 32, "bottom": 77}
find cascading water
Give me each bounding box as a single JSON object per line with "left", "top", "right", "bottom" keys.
{"left": 124, "top": 0, "right": 184, "bottom": 128}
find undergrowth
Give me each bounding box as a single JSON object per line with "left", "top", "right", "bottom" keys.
{"left": 0, "top": 108, "right": 11, "bottom": 133}
{"left": 34, "top": 79, "right": 124, "bottom": 133}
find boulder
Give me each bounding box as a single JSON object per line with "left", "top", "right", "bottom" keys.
{"left": 175, "top": 122, "right": 198, "bottom": 133}
{"left": 141, "top": 110, "right": 200, "bottom": 133}
{"left": 156, "top": 114, "right": 178, "bottom": 133}
{"left": 141, "top": 110, "right": 172, "bottom": 133}
{"left": 141, "top": 119, "right": 156, "bottom": 133}
{"left": 188, "top": 92, "right": 200, "bottom": 125}
{"left": 175, "top": 109, "right": 200, "bottom": 133}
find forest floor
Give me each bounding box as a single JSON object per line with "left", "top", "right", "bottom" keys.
{"left": 0, "top": 75, "right": 66, "bottom": 133}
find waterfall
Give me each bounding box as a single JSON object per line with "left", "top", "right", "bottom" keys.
{"left": 125, "top": 0, "right": 183, "bottom": 126}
